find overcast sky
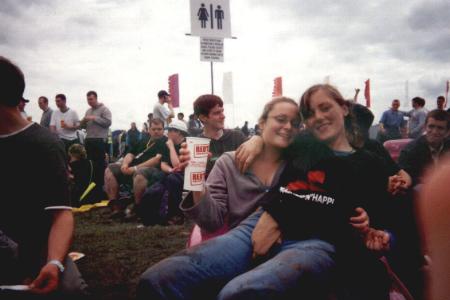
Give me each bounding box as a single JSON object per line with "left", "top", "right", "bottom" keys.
{"left": 1, "top": 0, "right": 449, "bottom": 129}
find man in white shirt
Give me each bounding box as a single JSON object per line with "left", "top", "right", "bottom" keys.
{"left": 49, "top": 93, "right": 80, "bottom": 152}
{"left": 153, "top": 90, "right": 174, "bottom": 127}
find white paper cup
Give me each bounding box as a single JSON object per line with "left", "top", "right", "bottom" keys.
{"left": 183, "top": 137, "right": 210, "bottom": 191}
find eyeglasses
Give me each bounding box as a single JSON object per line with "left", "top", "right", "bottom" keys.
{"left": 269, "top": 115, "right": 301, "bottom": 128}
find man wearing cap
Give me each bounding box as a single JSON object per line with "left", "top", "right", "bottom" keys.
{"left": 153, "top": 90, "right": 174, "bottom": 127}
{"left": 0, "top": 56, "right": 88, "bottom": 297}
{"left": 18, "top": 97, "right": 29, "bottom": 120}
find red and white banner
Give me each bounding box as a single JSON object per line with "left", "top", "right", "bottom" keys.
{"left": 272, "top": 76, "right": 283, "bottom": 97}
{"left": 168, "top": 74, "right": 179, "bottom": 108}
{"left": 364, "top": 79, "right": 371, "bottom": 108}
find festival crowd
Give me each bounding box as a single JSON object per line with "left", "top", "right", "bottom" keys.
{"left": 1, "top": 56, "right": 449, "bottom": 300}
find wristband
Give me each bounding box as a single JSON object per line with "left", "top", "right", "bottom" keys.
{"left": 48, "top": 259, "right": 65, "bottom": 273}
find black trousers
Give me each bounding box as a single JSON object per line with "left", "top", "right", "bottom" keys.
{"left": 84, "top": 138, "right": 107, "bottom": 189}
{"left": 61, "top": 138, "right": 80, "bottom": 154}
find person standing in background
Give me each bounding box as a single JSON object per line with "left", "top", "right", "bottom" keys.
{"left": 406, "top": 97, "right": 428, "bottom": 139}
{"left": 80, "top": 90, "right": 112, "bottom": 201}
{"left": 377, "top": 99, "right": 407, "bottom": 143}
{"left": 38, "top": 96, "right": 53, "bottom": 129}
{"left": 153, "top": 90, "right": 174, "bottom": 127}
{"left": 18, "top": 97, "right": 29, "bottom": 120}
{"left": 50, "top": 94, "right": 80, "bottom": 152}
{"left": 436, "top": 96, "right": 445, "bottom": 111}
{"left": 126, "top": 122, "right": 141, "bottom": 154}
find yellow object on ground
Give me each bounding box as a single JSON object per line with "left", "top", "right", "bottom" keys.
{"left": 80, "top": 182, "right": 96, "bottom": 201}
{"left": 72, "top": 200, "right": 109, "bottom": 213}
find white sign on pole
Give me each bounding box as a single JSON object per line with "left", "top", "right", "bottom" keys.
{"left": 190, "top": 0, "right": 231, "bottom": 38}
{"left": 200, "top": 37, "right": 224, "bottom": 62}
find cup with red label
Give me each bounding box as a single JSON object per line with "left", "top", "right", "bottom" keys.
{"left": 183, "top": 137, "right": 210, "bottom": 191}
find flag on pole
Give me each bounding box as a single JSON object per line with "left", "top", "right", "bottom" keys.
{"left": 364, "top": 79, "right": 371, "bottom": 108}
{"left": 272, "top": 77, "right": 283, "bottom": 97}
{"left": 222, "top": 72, "right": 233, "bottom": 104}
{"left": 168, "top": 74, "right": 179, "bottom": 108}
{"left": 445, "top": 80, "right": 449, "bottom": 108}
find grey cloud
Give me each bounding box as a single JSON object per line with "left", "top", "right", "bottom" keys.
{"left": 407, "top": 1, "right": 450, "bottom": 31}
{"left": 0, "top": 0, "right": 56, "bottom": 16}
{"left": 252, "top": 0, "right": 449, "bottom": 65}
{"left": 69, "top": 15, "right": 99, "bottom": 27}
{"left": 418, "top": 76, "right": 448, "bottom": 100}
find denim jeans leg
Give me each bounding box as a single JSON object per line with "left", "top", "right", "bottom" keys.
{"left": 137, "top": 210, "right": 263, "bottom": 300}
{"left": 217, "top": 239, "right": 336, "bottom": 300}
{"left": 164, "top": 172, "right": 184, "bottom": 218}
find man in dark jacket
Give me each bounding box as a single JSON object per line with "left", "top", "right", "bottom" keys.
{"left": 399, "top": 109, "right": 450, "bottom": 187}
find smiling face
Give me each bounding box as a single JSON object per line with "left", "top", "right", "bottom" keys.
{"left": 200, "top": 104, "right": 225, "bottom": 131}
{"left": 392, "top": 100, "right": 400, "bottom": 111}
{"left": 259, "top": 100, "right": 300, "bottom": 150}
{"left": 425, "top": 117, "right": 449, "bottom": 148}
{"left": 303, "top": 89, "right": 349, "bottom": 147}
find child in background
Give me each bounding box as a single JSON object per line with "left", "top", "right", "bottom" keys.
{"left": 68, "top": 144, "right": 96, "bottom": 206}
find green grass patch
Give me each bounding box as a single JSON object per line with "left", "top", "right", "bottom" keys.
{"left": 72, "top": 207, "right": 192, "bottom": 300}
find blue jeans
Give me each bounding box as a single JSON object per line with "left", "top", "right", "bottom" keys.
{"left": 137, "top": 210, "right": 336, "bottom": 300}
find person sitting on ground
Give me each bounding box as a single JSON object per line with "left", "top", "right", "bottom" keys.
{"left": 137, "top": 96, "right": 373, "bottom": 300}
{"left": 194, "top": 94, "right": 247, "bottom": 175}
{"left": 68, "top": 144, "right": 97, "bottom": 206}
{"left": 236, "top": 85, "right": 396, "bottom": 299}
{"left": 351, "top": 102, "right": 412, "bottom": 194}
{"left": 0, "top": 56, "right": 88, "bottom": 298}
{"left": 398, "top": 109, "right": 450, "bottom": 188}
{"left": 136, "top": 120, "right": 189, "bottom": 225}
{"left": 104, "top": 118, "right": 167, "bottom": 218}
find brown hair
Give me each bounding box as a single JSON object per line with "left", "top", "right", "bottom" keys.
{"left": 193, "top": 94, "right": 223, "bottom": 117}
{"left": 150, "top": 118, "right": 164, "bottom": 127}
{"left": 258, "top": 96, "right": 300, "bottom": 124}
{"left": 68, "top": 144, "right": 87, "bottom": 160}
{"left": 426, "top": 109, "right": 450, "bottom": 130}
{"left": 299, "top": 84, "right": 363, "bottom": 148}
